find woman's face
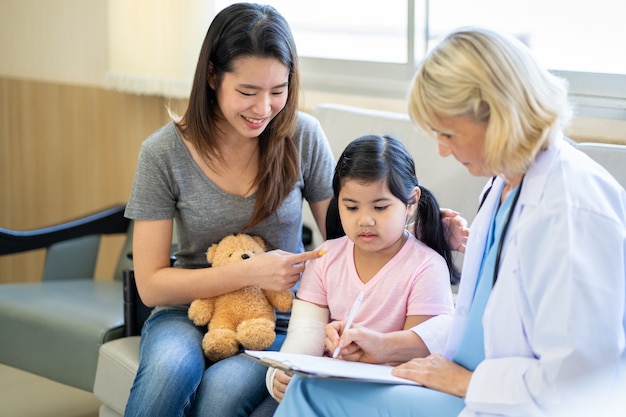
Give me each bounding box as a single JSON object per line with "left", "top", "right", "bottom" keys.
{"left": 338, "top": 178, "right": 416, "bottom": 258}
{"left": 213, "top": 56, "right": 289, "bottom": 140}
{"left": 428, "top": 114, "right": 490, "bottom": 177}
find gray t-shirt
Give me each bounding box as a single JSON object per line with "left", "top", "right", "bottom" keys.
{"left": 125, "top": 111, "right": 335, "bottom": 269}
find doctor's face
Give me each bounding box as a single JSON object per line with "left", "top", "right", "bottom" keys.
{"left": 427, "top": 114, "right": 490, "bottom": 177}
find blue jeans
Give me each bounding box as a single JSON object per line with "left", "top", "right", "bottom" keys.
{"left": 274, "top": 375, "right": 466, "bottom": 417}
{"left": 125, "top": 309, "right": 285, "bottom": 417}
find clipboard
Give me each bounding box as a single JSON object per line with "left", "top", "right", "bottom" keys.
{"left": 243, "top": 350, "right": 420, "bottom": 386}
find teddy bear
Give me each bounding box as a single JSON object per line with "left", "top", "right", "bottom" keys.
{"left": 188, "top": 233, "right": 294, "bottom": 362}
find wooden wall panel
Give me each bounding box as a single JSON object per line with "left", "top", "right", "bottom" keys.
{"left": 0, "top": 77, "right": 187, "bottom": 283}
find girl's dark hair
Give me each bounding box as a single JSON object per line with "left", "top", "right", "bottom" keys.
{"left": 326, "top": 135, "right": 459, "bottom": 284}
{"left": 176, "top": 2, "right": 300, "bottom": 229}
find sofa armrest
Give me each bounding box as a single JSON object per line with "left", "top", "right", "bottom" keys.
{"left": 123, "top": 270, "right": 153, "bottom": 337}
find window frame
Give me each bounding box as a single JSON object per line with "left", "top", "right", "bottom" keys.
{"left": 297, "top": 0, "right": 422, "bottom": 100}
{"left": 293, "top": 0, "right": 626, "bottom": 120}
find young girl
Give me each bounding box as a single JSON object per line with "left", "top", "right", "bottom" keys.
{"left": 124, "top": 3, "right": 335, "bottom": 417}
{"left": 266, "top": 134, "right": 457, "bottom": 403}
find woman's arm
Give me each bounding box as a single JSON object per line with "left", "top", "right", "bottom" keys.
{"left": 132, "top": 219, "right": 323, "bottom": 306}
{"left": 408, "top": 208, "right": 469, "bottom": 252}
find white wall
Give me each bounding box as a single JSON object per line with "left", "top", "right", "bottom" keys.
{"left": 0, "top": 0, "right": 108, "bottom": 86}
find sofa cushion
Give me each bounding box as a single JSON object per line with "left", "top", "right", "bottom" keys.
{"left": 0, "top": 280, "right": 124, "bottom": 391}
{"left": 93, "top": 336, "right": 141, "bottom": 416}
{"left": 576, "top": 142, "right": 626, "bottom": 188}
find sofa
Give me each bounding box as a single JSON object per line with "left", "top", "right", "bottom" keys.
{"left": 0, "top": 204, "right": 133, "bottom": 393}
{"left": 93, "top": 103, "right": 626, "bottom": 416}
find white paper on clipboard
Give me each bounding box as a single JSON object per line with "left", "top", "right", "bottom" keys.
{"left": 243, "top": 350, "right": 420, "bottom": 386}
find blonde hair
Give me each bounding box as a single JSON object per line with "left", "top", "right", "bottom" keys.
{"left": 409, "top": 27, "right": 572, "bottom": 179}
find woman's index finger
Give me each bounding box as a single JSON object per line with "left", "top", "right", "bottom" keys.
{"left": 292, "top": 249, "right": 327, "bottom": 264}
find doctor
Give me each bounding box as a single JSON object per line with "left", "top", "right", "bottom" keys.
{"left": 274, "top": 27, "right": 626, "bottom": 417}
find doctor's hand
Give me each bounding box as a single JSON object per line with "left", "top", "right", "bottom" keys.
{"left": 392, "top": 353, "right": 472, "bottom": 398}
{"left": 441, "top": 208, "right": 469, "bottom": 253}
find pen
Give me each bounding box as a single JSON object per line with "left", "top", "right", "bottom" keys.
{"left": 332, "top": 290, "right": 365, "bottom": 359}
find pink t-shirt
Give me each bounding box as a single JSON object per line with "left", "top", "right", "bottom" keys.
{"left": 297, "top": 234, "right": 455, "bottom": 333}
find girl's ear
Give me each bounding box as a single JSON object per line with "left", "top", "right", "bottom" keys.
{"left": 406, "top": 186, "right": 421, "bottom": 218}
{"left": 207, "top": 62, "right": 217, "bottom": 90}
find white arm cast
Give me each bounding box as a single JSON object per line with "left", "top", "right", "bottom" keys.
{"left": 265, "top": 298, "right": 330, "bottom": 399}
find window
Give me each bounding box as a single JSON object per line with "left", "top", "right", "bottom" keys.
{"left": 426, "top": 0, "right": 626, "bottom": 119}
{"left": 217, "top": 0, "right": 420, "bottom": 98}
{"left": 218, "top": 0, "right": 626, "bottom": 119}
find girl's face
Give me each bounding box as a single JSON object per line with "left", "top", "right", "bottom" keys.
{"left": 338, "top": 178, "right": 417, "bottom": 257}
{"left": 427, "top": 114, "right": 490, "bottom": 177}
{"left": 212, "top": 56, "right": 289, "bottom": 141}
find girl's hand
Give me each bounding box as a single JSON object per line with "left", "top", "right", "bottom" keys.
{"left": 441, "top": 208, "right": 469, "bottom": 253}
{"left": 251, "top": 249, "right": 325, "bottom": 292}
{"left": 324, "top": 320, "right": 343, "bottom": 357}
{"left": 392, "top": 353, "right": 472, "bottom": 398}
{"left": 324, "top": 322, "right": 388, "bottom": 363}
{"left": 271, "top": 369, "right": 292, "bottom": 402}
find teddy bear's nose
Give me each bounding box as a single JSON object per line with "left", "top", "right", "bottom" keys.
{"left": 241, "top": 254, "right": 250, "bottom": 260}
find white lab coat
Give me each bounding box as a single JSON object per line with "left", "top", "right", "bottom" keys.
{"left": 448, "top": 135, "right": 626, "bottom": 417}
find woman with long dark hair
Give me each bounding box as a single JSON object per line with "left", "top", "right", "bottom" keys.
{"left": 124, "top": 3, "right": 335, "bottom": 416}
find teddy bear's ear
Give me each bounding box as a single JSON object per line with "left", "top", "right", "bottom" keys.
{"left": 252, "top": 235, "right": 266, "bottom": 251}
{"left": 207, "top": 243, "right": 218, "bottom": 263}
